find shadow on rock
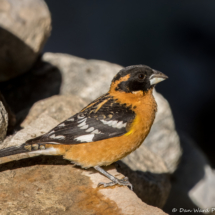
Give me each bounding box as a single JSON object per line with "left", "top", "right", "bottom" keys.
{"left": 116, "top": 161, "right": 171, "bottom": 208}
{"left": 0, "top": 155, "right": 71, "bottom": 172}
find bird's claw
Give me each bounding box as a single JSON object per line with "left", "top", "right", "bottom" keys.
{"left": 98, "top": 177, "right": 133, "bottom": 190}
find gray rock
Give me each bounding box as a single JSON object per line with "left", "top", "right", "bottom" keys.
{"left": 42, "top": 53, "right": 122, "bottom": 102}
{"left": 0, "top": 0, "right": 51, "bottom": 81}
{"left": 0, "top": 92, "right": 16, "bottom": 133}
{"left": 0, "top": 101, "right": 8, "bottom": 143}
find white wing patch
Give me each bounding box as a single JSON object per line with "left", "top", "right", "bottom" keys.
{"left": 86, "top": 127, "right": 94, "bottom": 132}
{"left": 29, "top": 147, "right": 60, "bottom": 155}
{"left": 75, "top": 134, "right": 95, "bottom": 142}
{"left": 101, "top": 120, "right": 127, "bottom": 129}
{"left": 67, "top": 118, "right": 74, "bottom": 122}
{"left": 91, "top": 129, "right": 101, "bottom": 134}
{"left": 77, "top": 115, "right": 85, "bottom": 119}
{"left": 58, "top": 123, "right": 65, "bottom": 128}
{"left": 50, "top": 134, "right": 65, "bottom": 140}
{"left": 80, "top": 125, "right": 89, "bottom": 129}
{"left": 77, "top": 120, "right": 87, "bottom": 127}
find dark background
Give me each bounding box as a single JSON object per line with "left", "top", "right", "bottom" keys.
{"left": 43, "top": 0, "right": 215, "bottom": 166}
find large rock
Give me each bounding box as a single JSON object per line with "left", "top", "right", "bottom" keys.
{"left": 0, "top": 96, "right": 168, "bottom": 214}
{"left": 0, "top": 159, "right": 167, "bottom": 215}
{"left": 0, "top": 0, "right": 51, "bottom": 81}
{"left": 0, "top": 101, "right": 8, "bottom": 143}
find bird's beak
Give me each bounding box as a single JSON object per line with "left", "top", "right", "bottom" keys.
{"left": 149, "top": 69, "right": 168, "bottom": 86}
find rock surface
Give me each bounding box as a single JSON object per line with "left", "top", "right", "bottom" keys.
{"left": 0, "top": 0, "right": 51, "bottom": 81}
{"left": 0, "top": 96, "right": 168, "bottom": 214}
{"left": 0, "top": 101, "right": 8, "bottom": 143}
{"left": 0, "top": 158, "right": 167, "bottom": 215}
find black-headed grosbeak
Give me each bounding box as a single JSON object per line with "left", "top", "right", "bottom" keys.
{"left": 0, "top": 65, "right": 167, "bottom": 190}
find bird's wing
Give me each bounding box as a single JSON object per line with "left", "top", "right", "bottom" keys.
{"left": 26, "top": 94, "right": 135, "bottom": 145}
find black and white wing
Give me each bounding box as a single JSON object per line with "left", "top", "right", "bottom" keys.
{"left": 27, "top": 94, "right": 135, "bottom": 145}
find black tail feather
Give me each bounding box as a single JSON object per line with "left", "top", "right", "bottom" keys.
{"left": 0, "top": 144, "right": 28, "bottom": 158}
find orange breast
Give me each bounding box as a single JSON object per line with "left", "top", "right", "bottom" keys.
{"left": 62, "top": 89, "right": 157, "bottom": 168}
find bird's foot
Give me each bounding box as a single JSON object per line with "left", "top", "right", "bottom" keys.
{"left": 98, "top": 177, "right": 133, "bottom": 190}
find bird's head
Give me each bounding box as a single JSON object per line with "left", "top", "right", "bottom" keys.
{"left": 110, "top": 65, "right": 168, "bottom": 93}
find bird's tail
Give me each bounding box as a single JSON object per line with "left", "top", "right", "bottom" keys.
{"left": 0, "top": 144, "right": 32, "bottom": 158}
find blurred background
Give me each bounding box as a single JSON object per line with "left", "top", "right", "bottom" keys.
{"left": 44, "top": 0, "right": 215, "bottom": 167}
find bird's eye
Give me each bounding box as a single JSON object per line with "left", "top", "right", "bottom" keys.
{"left": 138, "top": 74, "right": 145, "bottom": 80}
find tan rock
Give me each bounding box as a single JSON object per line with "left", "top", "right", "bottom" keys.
{"left": 0, "top": 0, "right": 51, "bottom": 81}
{"left": 0, "top": 159, "right": 167, "bottom": 215}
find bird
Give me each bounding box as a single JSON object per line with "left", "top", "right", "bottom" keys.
{"left": 0, "top": 65, "right": 168, "bottom": 190}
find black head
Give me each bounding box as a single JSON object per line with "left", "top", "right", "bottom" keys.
{"left": 111, "top": 65, "right": 168, "bottom": 93}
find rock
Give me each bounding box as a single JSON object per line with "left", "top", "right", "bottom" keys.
{"left": 0, "top": 92, "right": 16, "bottom": 133}
{"left": 164, "top": 133, "right": 215, "bottom": 214}
{"left": 189, "top": 165, "right": 215, "bottom": 209}
{"left": 42, "top": 53, "right": 122, "bottom": 102}
{"left": 0, "top": 159, "right": 167, "bottom": 215}
{"left": 0, "top": 96, "right": 167, "bottom": 214}
{"left": 0, "top": 101, "right": 8, "bottom": 143}
{"left": 116, "top": 161, "right": 171, "bottom": 208}
{"left": 0, "top": 0, "right": 51, "bottom": 81}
